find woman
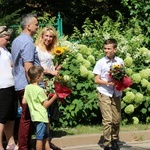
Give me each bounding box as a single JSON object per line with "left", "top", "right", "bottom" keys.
{"left": 35, "top": 26, "right": 60, "bottom": 77}
{"left": 35, "top": 26, "right": 61, "bottom": 150}
{"left": 0, "top": 26, "right": 18, "bottom": 150}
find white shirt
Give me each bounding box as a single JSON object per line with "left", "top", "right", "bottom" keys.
{"left": 93, "top": 56, "right": 124, "bottom": 97}
{"left": 0, "top": 47, "right": 14, "bottom": 88}
{"left": 36, "top": 46, "right": 55, "bottom": 71}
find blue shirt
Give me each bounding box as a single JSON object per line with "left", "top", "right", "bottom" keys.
{"left": 11, "top": 33, "right": 40, "bottom": 91}
{"left": 93, "top": 56, "right": 124, "bottom": 97}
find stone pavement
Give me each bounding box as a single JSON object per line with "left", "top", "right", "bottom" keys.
{"left": 51, "top": 130, "right": 150, "bottom": 150}
{"left": 61, "top": 140, "right": 150, "bottom": 150}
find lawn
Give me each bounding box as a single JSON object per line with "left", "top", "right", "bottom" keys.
{"left": 50, "top": 124, "right": 150, "bottom": 137}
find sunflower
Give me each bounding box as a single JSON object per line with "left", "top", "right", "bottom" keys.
{"left": 54, "top": 47, "right": 64, "bottom": 55}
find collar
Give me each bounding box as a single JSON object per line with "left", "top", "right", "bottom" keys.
{"left": 105, "top": 56, "right": 117, "bottom": 63}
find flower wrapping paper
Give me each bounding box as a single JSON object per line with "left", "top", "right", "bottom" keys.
{"left": 114, "top": 76, "right": 132, "bottom": 91}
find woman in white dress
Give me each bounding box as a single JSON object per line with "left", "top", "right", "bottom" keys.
{"left": 0, "top": 26, "right": 18, "bottom": 150}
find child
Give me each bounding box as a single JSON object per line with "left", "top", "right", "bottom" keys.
{"left": 22, "top": 66, "right": 58, "bottom": 150}
{"left": 93, "top": 39, "right": 124, "bottom": 150}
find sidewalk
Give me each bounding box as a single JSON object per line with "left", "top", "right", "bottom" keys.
{"left": 51, "top": 130, "right": 150, "bottom": 150}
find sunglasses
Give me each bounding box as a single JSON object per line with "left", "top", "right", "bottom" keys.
{"left": 0, "top": 26, "right": 8, "bottom": 34}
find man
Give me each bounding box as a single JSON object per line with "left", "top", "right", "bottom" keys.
{"left": 11, "top": 14, "right": 39, "bottom": 150}
{"left": 93, "top": 39, "right": 123, "bottom": 150}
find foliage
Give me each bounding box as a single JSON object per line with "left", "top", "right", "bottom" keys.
{"left": 47, "top": 40, "right": 103, "bottom": 127}
{"left": 49, "top": 14, "right": 150, "bottom": 127}
{"left": 121, "top": 0, "right": 150, "bottom": 40}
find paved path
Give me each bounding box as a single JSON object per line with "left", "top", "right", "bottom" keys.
{"left": 51, "top": 130, "right": 150, "bottom": 150}
{"left": 62, "top": 140, "right": 150, "bottom": 150}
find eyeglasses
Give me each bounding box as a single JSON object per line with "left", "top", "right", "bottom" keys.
{"left": 0, "top": 26, "right": 8, "bottom": 35}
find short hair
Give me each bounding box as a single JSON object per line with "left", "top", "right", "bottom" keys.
{"left": 0, "top": 26, "right": 12, "bottom": 37}
{"left": 104, "top": 38, "right": 117, "bottom": 48}
{"left": 20, "top": 14, "right": 37, "bottom": 29}
{"left": 28, "top": 66, "right": 44, "bottom": 83}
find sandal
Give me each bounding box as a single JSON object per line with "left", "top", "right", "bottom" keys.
{"left": 6, "top": 143, "right": 18, "bottom": 150}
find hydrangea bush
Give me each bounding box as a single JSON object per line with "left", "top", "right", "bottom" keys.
{"left": 46, "top": 15, "right": 150, "bottom": 127}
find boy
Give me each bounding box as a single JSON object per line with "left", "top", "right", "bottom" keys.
{"left": 22, "top": 66, "right": 58, "bottom": 150}
{"left": 93, "top": 39, "right": 124, "bottom": 150}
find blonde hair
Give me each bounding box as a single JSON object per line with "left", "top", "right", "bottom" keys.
{"left": 35, "top": 26, "right": 58, "bottom": 53}
{"left": 0, "top": 26, "right": 12, "bottom": 37}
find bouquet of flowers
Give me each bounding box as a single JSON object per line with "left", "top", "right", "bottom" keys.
{"left": 108, "top": 63, "right": 132, "bottom": 91}
{"left": 49, "top": 75, "right": 72, "bottom": 103}
{"left": 53, "top": 46, "right": 69, "bottom": 66}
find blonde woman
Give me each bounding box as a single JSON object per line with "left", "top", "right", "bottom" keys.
{"left": 35, "top": 26, "right": 60, "bottom": 77}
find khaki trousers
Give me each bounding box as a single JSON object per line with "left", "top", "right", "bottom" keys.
{"left": 98, "top": 93, "right": 121, "bottom": 147}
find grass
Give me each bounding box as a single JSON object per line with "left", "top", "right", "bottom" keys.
{"left": 50, "top": 124, "right": 150, "bottom": 137}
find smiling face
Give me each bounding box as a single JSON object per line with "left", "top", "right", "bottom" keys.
{"left": 42, "top": 31, "right": 54, "bottom": 46}
{"left": 104, "top": 43, "right": 117, "bottom": 60}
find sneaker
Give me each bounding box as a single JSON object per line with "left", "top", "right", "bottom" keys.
{"left": 104, "top": 147, "right": 113, "bottom": 150}
{"left": 111, "top": 140, "right": 120, "bottom": 150}
{"left": 50, "top": 142, "right": 62, "bottom": 150}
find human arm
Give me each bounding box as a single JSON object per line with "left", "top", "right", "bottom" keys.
{"left": 22, "top": 97, "right": 27, "bottom": 104}
{"left": 44, "top": 69, "right": 59, "bottom": 76}
{"left": 42, "top": 93, "right": 58, "bottom": 109}
{"left": 94, "top": 74, "right": 114, "bottom": 86}
{"left": 24, "top": 62, "right": 33, "bottom": 82}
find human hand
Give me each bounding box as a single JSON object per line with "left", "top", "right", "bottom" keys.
{"left": 107, "top": 81, "right": 115, "bottom": 86}
{"left": 52, "top": 70, "right": 59, "bottom": 76}
{"left": 55, "top": 65, "right": 61, "bottom": 71}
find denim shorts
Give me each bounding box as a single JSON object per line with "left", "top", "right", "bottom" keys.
{"left": 34, "top": 122, "right": 49, "bottom": 140}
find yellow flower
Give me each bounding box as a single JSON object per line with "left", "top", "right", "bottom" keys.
{"left": 58, "top": 75, "right": 63, "bottom": 80}
{"left": 53, "top": 46, "right": 69, "bottom": 65}
{"left": 61, "top": 46, "right": 69, "bottom": 51}
{"left": 54, "top": 47, "right": 64, "bottom": 55}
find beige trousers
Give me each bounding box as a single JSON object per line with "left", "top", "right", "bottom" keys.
{"left": 98, "top": 93, "right": 121, "bottom": 147}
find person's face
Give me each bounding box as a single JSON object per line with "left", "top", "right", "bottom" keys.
{"left": 42, "top": 31, "right": 54, "bottom": 46}
{"left": 0, "top": 35, "right": 10, "bottom": 48}
{"left": 29, "top": 17, "right": 39, "bottom": 36}
{"left": 104, "top": 44, "right": 117, "bottom": 59}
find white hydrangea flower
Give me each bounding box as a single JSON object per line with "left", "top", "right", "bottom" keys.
{"left": 124, "top": 56, "right": 133, "bottom": 67}
{"left": 131, "top": 73, "right": 141, "bottom": 83}
{"left": 141, "top": 79, "right": 149, "bottom": 87}
{"left": 77, "top": 53, "right": 84, "bottom": 63}
{"left": 139, "top": 69, "right": 150, "bottom": 79}
{"left": 87, "top": 55, "right": 95, "bottom": 63}
{"left": 63, "top": 75, "right": 70, "bottom": 81}
{"left": 87, "top": 70, "right": 94, "bottom": 80}
{"left": 134, "top": 93, "right": 144, "bottom": 104}
{"left": 80, "top": 65, "right": 88, "bottom": 77}
{"left": 83, "top": 59, "right": 91, "bottom": 68}
{"left": 126, "top": 68, "right": 133, "bottom": 76}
